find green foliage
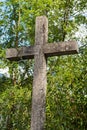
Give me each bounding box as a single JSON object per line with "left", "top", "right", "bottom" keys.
{"left": 0, "top": 86, "right": 32, "bottom": 130}
{"left": 0, "top": 0, "right": 87, "bottom": 129}
{"left": 46, "top": 52, "right": 87, "bottom": 129}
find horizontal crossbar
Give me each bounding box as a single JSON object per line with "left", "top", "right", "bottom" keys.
{"left": 6, "top": 41, "right": 78, "bottom": 61}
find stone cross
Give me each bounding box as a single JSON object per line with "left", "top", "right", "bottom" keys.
{"left": 6, "top": 16, "right": 78, "bottom": 130}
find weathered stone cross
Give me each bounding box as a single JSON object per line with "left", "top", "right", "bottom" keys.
{"left": 6, "top": 16, "right": 78, "bottom": 130}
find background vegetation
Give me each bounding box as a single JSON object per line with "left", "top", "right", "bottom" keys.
{"left": 0, "top": 0, "right": 87, "bottom": 129}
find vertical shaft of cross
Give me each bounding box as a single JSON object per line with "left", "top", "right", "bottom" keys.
{"left": 31, "top": 16, "right": 48, "bottom": 130}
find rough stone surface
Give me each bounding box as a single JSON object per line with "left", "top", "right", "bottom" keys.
{"left": 6, "top": 16, "right": 78, "bottom": 130}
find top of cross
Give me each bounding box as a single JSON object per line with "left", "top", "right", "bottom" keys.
{"left": 6, "top": 16, "right": 78, "bottom": 61}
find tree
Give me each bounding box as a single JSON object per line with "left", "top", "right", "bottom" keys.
{"left": 0, "top": 0, "right": 87, "bottom": 129}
